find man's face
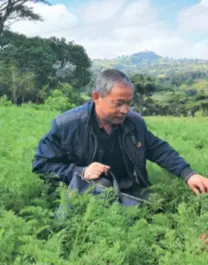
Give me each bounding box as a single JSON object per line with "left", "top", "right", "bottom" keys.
{"left": 93, "top": 83, "right": 133, "bottom": 125}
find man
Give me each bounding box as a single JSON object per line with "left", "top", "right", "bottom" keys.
{"left": 32, "top": 69, "right": 208, "bottom": 201}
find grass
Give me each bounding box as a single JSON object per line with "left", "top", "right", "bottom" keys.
{"left": 0, "top": 105, "right": 208, "bottom": 265}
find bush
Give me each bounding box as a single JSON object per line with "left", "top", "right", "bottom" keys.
{"left": 0, "top": 95, "right": 12, "bottom": 106}
{"left": 43, "top": 84, "right": 88, "bottom": 112}
{"left": 44, "top": 89, "right": 77, "bottom": 112}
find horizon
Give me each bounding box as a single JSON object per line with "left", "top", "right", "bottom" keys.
{"left": 8, "top": 0, "right": 208, "bottom": 60}
{"left": 92, "top": 50, "right": 208, "bottom": 61}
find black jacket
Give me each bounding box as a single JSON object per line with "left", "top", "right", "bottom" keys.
{"left": 32, "top": 101, "right": 195, "bottom": 186}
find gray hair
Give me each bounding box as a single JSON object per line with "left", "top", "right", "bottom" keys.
{"left": 93, "top": 69, "right": 134, "bottom": 96}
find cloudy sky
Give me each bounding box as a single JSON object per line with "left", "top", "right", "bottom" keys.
{"left": 10, "top": 0, "right": 208, "bottom": 59}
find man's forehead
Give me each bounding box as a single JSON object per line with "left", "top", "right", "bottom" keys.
{"left": 109, "top": 88, "right": 133, "bottom": 100}
{"left": 108, "top": 84, "right": 133, "bottom": 98}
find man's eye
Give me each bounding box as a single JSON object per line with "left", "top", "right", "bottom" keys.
{"left": 115, "top": 102, "right": 122, "bottom": 106}
{"left": 114, "top": 101, "right": 132, "bottom": 107}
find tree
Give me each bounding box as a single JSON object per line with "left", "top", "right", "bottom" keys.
{"left": 0, "top": 0, "right": 50, "bottom": 35}
{"left": 48, "top": 37, "right": 92, "bottom": 88}
{"left": 185, "top": 94, "right": 208, "bottom": 117}
{"left": 131, "top": 73, "right": 157, "bottom": 114}
{"left": 0, "top": 31, "right": 56, "bottom": 96}
{"left": 0, "top": 31, "right": 92, "bottom": 103}
{"left": 0, "top": 61, "right": 36, "bottom": 103}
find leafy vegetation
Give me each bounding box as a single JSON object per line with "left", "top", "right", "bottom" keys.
{"left": 93, "top": 52, "right": 208, "bottom": 81}
{"left": 0, "top": 0, "right": 50, "bottom": 34}
{"left": 0, "top": 105, "right": 208, "bottom": 264}
{"left": 0, "top": 30, "right": 92, "bottom": 104}
{"left": 1, "top": 5, "right": 208, "bottom": 263}
{"left": 1, "top": 27, "right": 208, "bottom": 117}
{"left": 92, "top": 52, "right": 208, "bottom": 116}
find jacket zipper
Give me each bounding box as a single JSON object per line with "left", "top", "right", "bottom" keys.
{"left": 118, "top": 134, "right": 135, "bottom": 183}
{"left": 122, "top": 132, "right": 149, "bottom": 187}
{"left": 90, "top": 130, "right": 98, "bottom": 163}
{"left": 90, "top": 128, "right": 148, "bottom": 186}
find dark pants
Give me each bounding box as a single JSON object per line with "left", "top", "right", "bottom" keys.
{"left": 121, "top": 185, "right": 152, "bottom": 201}
{"left": 55, "top": 175, "right": 152, "bottom": 219}
{"left": 95, "top": 177, "right": 152, "bottom": 202}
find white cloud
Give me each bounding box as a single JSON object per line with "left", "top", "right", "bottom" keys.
{"left": 178, "top": 0, "right": 208, "bottom": 34}
{"left": 11, "top": 2, "right": 77, "bottom": 37}
{"left": 9, "top": 0, "right": 208, "bottom": 60}
{"left": 69, "top": 0, "right": 172, "bottom": 58}
{"left": 191, "top": 41, "right": 208, "bottom": 58}
{"left": 80, "top": 0, "right": 126, "bottom": 24}
{"left": 78, "top": 36, "right": 189, "bottom": 59}
{"left": 120, "top": 0, "right": 157, "bottom": 25}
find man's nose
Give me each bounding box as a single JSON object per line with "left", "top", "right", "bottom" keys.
{"left": 120, "top": 105, "right": 129, "bottom": 114}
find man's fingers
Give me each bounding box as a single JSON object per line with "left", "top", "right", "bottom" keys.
{"left": 188, "top": 175, "right": 208, "bottom": 194}
{"left": 85, "top": 167, "right": 106, "bottom": 179}
{"left": 93, "top": 163, "right": 110, "bottom": 174}
{"left": 95, "top": 165, "right": 110, "bottom": 176}
{"left": 84, "top": 169, "right": 101, "bottom": 180}
{"left": 200, "top": 232, "right": 208, "bottom": 241}
{"left": 90, "top": 174, "right": 100, "bottom": 180}
{"left": 191, "top": 186, "right": 200, "bottom": 195}
{"left": 203, "top": 179, "right": 208, "bottom": 192}
{"left": 197, "top": 182, "right": 206, "bottom": 193}
{"left": 86, "top": 172, "right": 101, "bottom": 180}
{"left": 104, "top": 165, "right": 110, "bottom": 175}
{"left": 85, "top": 162, "right": 110, "bottom": 180}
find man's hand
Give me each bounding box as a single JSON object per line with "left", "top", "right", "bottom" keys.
{"left": 187, "top": 174, "right": 208, "bottom": 195}
{"left": 83, "top": 162, "right": 110, "bottom": 180}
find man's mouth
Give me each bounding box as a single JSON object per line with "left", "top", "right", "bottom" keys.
{"left": 115, "top": 116, "right": 125, "bottom": 121}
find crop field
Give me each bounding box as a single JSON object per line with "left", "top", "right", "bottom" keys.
{"left": 0, "top": 105, "right": 208, "bottom": 265}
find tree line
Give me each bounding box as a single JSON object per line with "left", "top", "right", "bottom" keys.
{"left": 0, "top": 30, "right": 91, "bottom": 104}
{"left": 0, "top": 1, "right": 207, "bottom": 116}
{"left": 1, "top": 29, "right": 207, "bottom": 116}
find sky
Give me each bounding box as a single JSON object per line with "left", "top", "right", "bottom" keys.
{"left": 10, "top": 0, "right": 208, "bottom": 60}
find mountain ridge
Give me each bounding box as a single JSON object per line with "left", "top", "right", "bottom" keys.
{"left": 93, "top": 51, "right": 208, "bottom": 63}
{"left": 92, "top": 51, "right": 208, "bottom": 77}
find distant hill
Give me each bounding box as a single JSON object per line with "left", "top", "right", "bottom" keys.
{"left": 92, "top": 51, "right": 208, "bottom": 79}
{"left": 92, "top": 51, "right": 208, "bottom": 95}
{"left": 131, "top": 51, "right": 161, "bottom": 64}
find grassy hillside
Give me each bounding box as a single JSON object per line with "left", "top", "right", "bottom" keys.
{"left": 1, "top": 105, "right": 208, "bottom": 264}
{"left": 179, "top": 79, "right": 208, "bottom": 93}
{"left": 92, "top": 52, "right": 208, "bottom": 95}
{"left": 93, "top": 52, "right": 208, "bottom": 77}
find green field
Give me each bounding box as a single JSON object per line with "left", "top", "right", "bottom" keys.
{"left": 1, "top": 105, "right": 208, "bottom": 265}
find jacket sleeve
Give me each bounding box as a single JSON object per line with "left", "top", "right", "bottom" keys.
{"left": 32, "top": 119, "right": 86, "bottom": 185}
{"left": 144, "top": 127, "right": 196, "bottom": 182}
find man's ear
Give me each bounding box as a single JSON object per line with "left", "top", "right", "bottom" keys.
{"left": 92, "top": 91, "right": 100, "bottom": 101}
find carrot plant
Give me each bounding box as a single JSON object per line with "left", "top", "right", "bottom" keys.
{"left": 0, "top": 105, "right": 208, "bottom": 264}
